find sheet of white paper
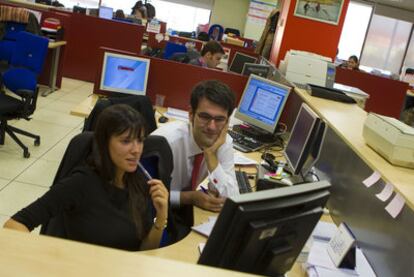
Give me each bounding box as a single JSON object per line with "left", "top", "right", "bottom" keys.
{"left": 191, "top": 217, "right": 217, "bottom": 237}
{"left": 307, "top": 240, "right": 358, "bottom": 275}
{"left": 198, "top": 243, "right": 206, "bottom": 254}
{"left": 385, "top": 193, "right": 405, "bottom": 218}
{"left": 362, "top": 171, "right": 381, "bottom": 187}
{"left": 311, "top": 221, "right": 337, "bottom": 241}
{"left": 375, "top": 183, "right": 394, "bottom": 202}
{"left": 165, "top": 107, "right": 189, "bottom": 122}
{"left": 234, "top": 152, "right": 258, "bottom": 165}
{"left": 355, "top": 248, "right": 377, "bottom": 277}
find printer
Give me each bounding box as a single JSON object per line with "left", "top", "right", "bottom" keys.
{"left": 279, "top": 50, "right": 336, "bottom": 88}
{"left": 363, "top": 113, "right": 414, "bottom": 169}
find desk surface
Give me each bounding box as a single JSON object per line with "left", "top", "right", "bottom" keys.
{"left": 48, "top": 41, "right": 67, "bottom": 49}
{"left": 0, "top": 228, "right": 252, "bottom": 277}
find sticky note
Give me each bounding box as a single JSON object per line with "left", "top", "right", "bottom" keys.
{"left": 385, "top": 193, "right": 405, "bottom": 219}
{"left": 362, "top": 171, "right": 381, "bottom": 187}
{"left": 375, "top": 183, "right": 394, "bottom": 202}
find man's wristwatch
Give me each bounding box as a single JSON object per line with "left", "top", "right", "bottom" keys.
{"left": 153, "top": 217, "right": 168, "bottom": 230}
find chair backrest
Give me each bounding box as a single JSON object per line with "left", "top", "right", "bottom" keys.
{"left": 83, "top": 95, "right": 157, "bottom": 134}
{"left": 10, "top": 31, "right": 49, "bottom": 74}
{"left": 4, "top": 22, "right": 26, "bottom": 40}
{"left": 163, "top": 42, "right": 187, "bottom": 60}
{"left": 40, "top": 132, "right": 180, "bottom": 244}
{"left": 208, "top": 24, "right": 224, "bottom": 41}
{"left": 0, "top": 40, "right": 16, "bottom": 62}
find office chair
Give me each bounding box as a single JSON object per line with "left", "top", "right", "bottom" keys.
{"left": 208, "top": 24, "right": 224, "bottom": 41}
{"left": 83, "top": 95, "right": 157, "bottom": 134}
{"left": 40, "top": 132, "right": 182, "bottom": 245}
{"left": 0, "top": 31, "right": 49, "bottom": 158}
{"left": 163, "top": 42, "right": 187, "bottom": 60}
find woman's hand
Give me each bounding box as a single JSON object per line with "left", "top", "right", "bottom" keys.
{"left": 147, "top": 179, "right": 169, "bottom": 220}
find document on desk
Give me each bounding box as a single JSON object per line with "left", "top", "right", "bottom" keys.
{"left": 234, "top": 152, "right": 258, "bottom": 165}
{"left": 191, "top": 217, "right": 217, "bottom": 237}
{"left": 311, "top": 221, "right": 337, "bottom": 241}
{"left": 307, "top": 240, "right": 376, "bottom": 276}
{"left": 164, "top": 107, "right": 189, "bottom": 122}
{"left": 362, "top": 171, "right": 381, "bottom": 188}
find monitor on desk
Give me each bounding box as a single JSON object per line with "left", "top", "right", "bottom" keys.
{"left": 198, "top": 181, "right": 331, "bottom": 276}
{"left": 99, "top": 6, "right": 113, "bottom": 19}
{"left": 99, "top": 52, "right": 150, "bottom": 96}
{"left": 229, "top": 52, "right": 257, "bottom": 74}
{"left": 234, "top": 75, "right": 290, "bottom": 135}
{"left": 242, "top": 63, "right": 271, "bottom": 78}
{"left": 284, "top": 103, "right": 326, "bottom": 176}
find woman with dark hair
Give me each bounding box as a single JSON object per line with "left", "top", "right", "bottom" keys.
{"left": 255, "top": 9, "right": 280, "bottom": 59}
{"left": 3, "top": 104, "right": 169, "bottom": 251}
{"left": 340, "top": 55, "right": 360, "bottom": 71}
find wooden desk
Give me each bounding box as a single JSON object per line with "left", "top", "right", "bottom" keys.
{"left": 42, "top": 41, "right": 67, "bottom": 97}
{"left": 0, "top": 228, "right": 252, "bottom": 277}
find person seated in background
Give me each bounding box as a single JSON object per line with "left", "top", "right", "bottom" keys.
{"left": 340, "top": 55, "right": 360, "bottom": 71}
{"left": 188, "top": 40, "right": 224, "bottom": 69}
{"left": 3, "top": 105, "right": 169, "bottom": 251}
{"left": 151, "top": 80, "right": 239, "bottom": 214}
{"left": 114, "top": 9, "right": 125, "bottom": 19}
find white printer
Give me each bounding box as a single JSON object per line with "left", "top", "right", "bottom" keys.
{"left": 363, "top": 113, "right": 414, "bottom": 169}
{"left": 280, "top": 50, "right": 336, "bottom": 88}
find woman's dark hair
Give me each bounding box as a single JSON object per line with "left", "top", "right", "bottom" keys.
{"left": 91, "top": 104, "right": 150, "bottom": 239}
{"left": 114, "top": 9, "right": 125, "bottom": 19}
{"left": 190, "top": 80, "right": 235, "bottom": 117}
{"left": 131, "top": 1, "right": 143, "bottom": 14}
{"left": 349, "top": 55, "right": 359, "bottom": 64}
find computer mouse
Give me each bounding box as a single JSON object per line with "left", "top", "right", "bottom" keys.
{"left": 158, "top": 116, "right": 169, "bottom": 123}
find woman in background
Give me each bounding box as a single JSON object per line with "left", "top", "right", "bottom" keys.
{"left": 255, "top": 9, "right": 280, "bottom": 60}
{"left": 3, "top": 104, "right": 169, "bottom": 251}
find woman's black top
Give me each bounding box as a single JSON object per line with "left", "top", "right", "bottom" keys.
{"left": 12, "top": 166, "right": 152, "bottom": 251}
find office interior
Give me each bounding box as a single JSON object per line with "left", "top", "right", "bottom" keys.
{"left": 0, "top": 0, "right": 414, "bottom": 276}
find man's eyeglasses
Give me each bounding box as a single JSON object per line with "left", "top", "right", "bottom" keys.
{"left": 196, "top": 112, "right": 227, "bottom": 126}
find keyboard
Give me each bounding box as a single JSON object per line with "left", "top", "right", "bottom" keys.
{"left": 228, "top": 129, "right": 265, "bottom": 152}
{"left": 236, "top": 170, "right": 252, "bottom": 194}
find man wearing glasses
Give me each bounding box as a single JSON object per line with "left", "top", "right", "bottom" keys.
{"left": 152, "top": 80, "right": 238, "bottom": 217}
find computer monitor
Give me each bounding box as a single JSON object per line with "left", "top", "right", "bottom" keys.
{"left": 99, "top": 6, "right": 113, "bottom": 19}
{"left": 235, "top": 75, "right": 290, "bottom": 134}
{"left": 73, "top": 6, "right": 87, "bottom": 14}
{"left": 198, "top": 181, "right": 331, "bottom": 276}
{"left": 242, "top": 63, "right": 271, "bottom": 78}
{"left": 229, "top": 52, "right": 257, "bottom": 74}
{"left": 284, "top": 103, "right": 324, "bottom": 176}
{"left": 99, "top": 52, "right": 150, "bottom": 96}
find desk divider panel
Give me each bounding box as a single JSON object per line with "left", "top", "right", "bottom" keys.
{"left": 335, "top": 67, "right": 409, "bottom": 119}
{"left": 63, "top": 13, "right": 145, "bottom": 82}
{"left": 285, "top": 90, "right": 414, "bottom": 276}
{"left": 93, "top": 47, "right": 248, "bottom": 110}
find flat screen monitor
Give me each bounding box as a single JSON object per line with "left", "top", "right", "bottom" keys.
{"left": 73, "top": 6, "right": 87, "bottom": 14}
{"left": 235, "top": 75, "right": 290, "bottom": 134}
{"left": 284, "top": 103, "right": 323, "bottom": 176}
{"left": 99, "top": 6, "right": 113, "bottom": 19}
{"left": 198, "top": 181, "right": 331, "bottom": 276}
{"left": 99, "top": 52, "right": 150, "bottom": 96}
{"left": 242, "top": 63, "right": 271, "bottom": 78}
{"left": 229, "top": 52, "right": 257, "bottom": 74}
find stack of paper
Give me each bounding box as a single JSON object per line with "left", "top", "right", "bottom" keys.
{"left": 234, "top": 152, "right": 258, "bottom": 165}
{"left": 191, "top": 216, "right": 217, "bottom": 237}
{"left": 164, "top": 107, "right": 189, "bottom": 122}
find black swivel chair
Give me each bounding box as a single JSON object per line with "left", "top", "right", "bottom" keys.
{"left": 83, "top": 95, "right": 157, "bottom": 133}
{"left": 40, "top": 132, "right": 184, "bottom": 245}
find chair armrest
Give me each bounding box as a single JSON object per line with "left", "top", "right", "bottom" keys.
{"left": 15, "top": 89, "right": 35, "bottom": 98}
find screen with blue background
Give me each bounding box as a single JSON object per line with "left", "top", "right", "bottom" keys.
{"left": 103, "top": 55, "right": 149, "bottom": 94}
{"left": 239, "top": 78, "right": 288, "bottom": 127}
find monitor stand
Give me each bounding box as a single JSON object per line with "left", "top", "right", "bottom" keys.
{"left": 233, "top": 124, "right": 278, "bottom": 143}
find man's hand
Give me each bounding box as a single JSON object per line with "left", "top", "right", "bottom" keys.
{"left": 204, "top": 123, "right": 228, "bottom": 156}
{"left": 192, "top": 191, "right": 225, "bottom": 212}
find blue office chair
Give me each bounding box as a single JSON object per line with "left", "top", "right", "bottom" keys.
{"left": 0, "top": 31, "right": 49, "bottom": 158}
{"left": 208, "top": 24, "right": 224, "bottom": 41}
{"left": 163, "top": 42, "right": 187, "bottom": 60}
